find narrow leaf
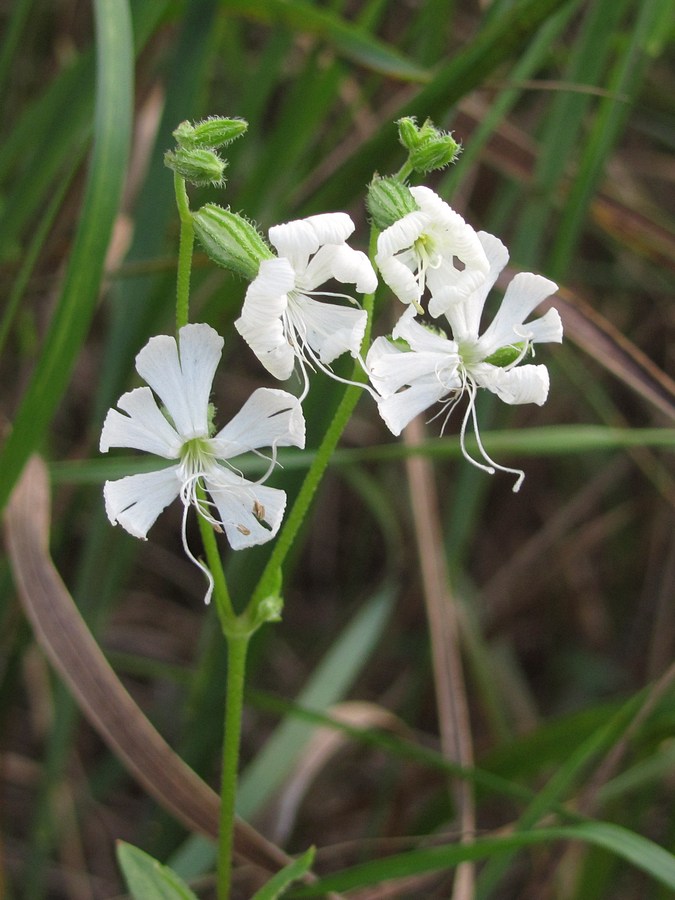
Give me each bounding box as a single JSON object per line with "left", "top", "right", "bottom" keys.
{"left": 292, "top": 823, "right": 675, "bottom": 895}
{"left": 251, "top": 846, "right": 316, "bottom": 900}
{"left": 223, "top": 0, "right": 429, "bottom": 82}
{"left": 0, "top": 0, "right": 133, "bottom": 512}
{"left": 117, "top": 842, "right": 199, "bottom": 900}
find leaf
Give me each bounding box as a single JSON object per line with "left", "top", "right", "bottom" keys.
{"left": 303, "top": 0, "right": 572, "bottom": 211}
{"left": 0, "top": 0, "right": 134, "bottom": 513}
{"left": 251, "top": 847, "right": 316, "bottom": 900}
{"left": 117, "top": 842, "right": 199, "bottom": 900}
{"left": 222, "top": 0, "right": 429, "bottom": 82}
{"left": 292, "top": 822, "right": 675, "bottom": 896}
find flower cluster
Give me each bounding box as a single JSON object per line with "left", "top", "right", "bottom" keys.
{"left": 100, "top": 116, "right": 563, "bottom": 600}
{"left": 368, "top": 226, "right": 562, "bottom": 490}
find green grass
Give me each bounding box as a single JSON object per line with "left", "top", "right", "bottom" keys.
{"left": 1, "top": 0, "right": 674, "bottom": 897}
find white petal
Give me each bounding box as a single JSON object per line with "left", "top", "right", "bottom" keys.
{"left": 269, "top": 213, "right": 354, "bottom": 272}
{"left": 392, "top": 307, "right": 458, "bottom": 355}
{"left": 410, "top": 186, "right": 490, "bottom": 275}
{"left": 331, "top": 245, "right": 378, "bottom": 294}
{"left": 100, "top": 387, "right": 182, "bottom": 458}
{"left": 304, "top": 212, "right": 355, "bottom": 245}
{"left": 524, "top": 307, "right": 563, "bottom": 344}
{"left": 302, "top": 243, "right": 377, "bottom": 295}
{"left": 292, "top": 294, "right": 367, "bottom": 363}
{"left": 211, "top": 388, "right": 305, "bottom": 458}
{"left": 204, "top": 468, "right": 287, "bottom": 549}
{"left": 135, "top": 324, "right": 223, "bottom": 439}
{"left": 103, "top": 466, "right": 181, "bottom": 538}
{"left": 366, "top": 337, "right": 408, "bottom": 397}
{"left": 367, "top": 323, "right": 459, "bottom": 399}
{"left": 474, "top": 363, "right": 550, "bottom": 405}
{"left": 376, "top": 210, "right": 427, "bottom": 260}
{"left": 235, "top": 258, "right": 296, "bottom": 380}
{"left": 268, "top": 218, "right": 319, "bottom": 272}
{"left": 376, "top": 251, "right": 423, "bottom": 306}
{"left": 478, "top": 272, "right": 558, "bottom": 356}
{"left": 377, "top": 378, "right": 452, "bottom": 436}
{"left": 433, "top": 232, "right": 507, "bottom": 332}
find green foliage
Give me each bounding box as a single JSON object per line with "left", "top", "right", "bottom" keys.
{"left": 2, "top": 0, "right": 675, "bottom": 897}
{"left": 117, "top": 841, "right": 199, "bottom": 899}
{"left": 251, "top": 846, "right": 315, "bottom": 899}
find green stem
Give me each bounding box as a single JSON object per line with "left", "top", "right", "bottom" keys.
{"left": 216, "top": 632, "right": 250, "bottom": 900}
{"left": 196, "top": 483, "right": 235, "bottom": 629}
{"left": 396, "top": 159, "right": 414, "bottom": 182}
{"left": 250, "top": 227, "right": 379, "bottom": 608}
{"left": 174, "top": 171, "right": 194, "bottom": 330}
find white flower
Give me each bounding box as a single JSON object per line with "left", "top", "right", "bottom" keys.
{"left": 375, "top": 185, "right": 490, "bottom": 316}
{"left": 100, "top": 324, "right": 305, "bottom": 600}
{"left": 367, "top": 312, "right": 462, "bottom": 437}
{"left": 367, "top": 231, "right": 563, "bottom": 490}
{"left": 235, "top": 213, "right": 377, "bottom": 396}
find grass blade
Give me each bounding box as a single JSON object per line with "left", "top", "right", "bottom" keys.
{"left": 0, "top": 0, "right": 134, "bottom": 511}
{"left": 292, "top": 822, "right": 675, "bottom": 895}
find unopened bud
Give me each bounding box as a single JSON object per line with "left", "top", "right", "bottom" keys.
{"left": 366, "top": 176, "right": 419, "bottom": 229}
{"left": 173, "top": 117, "right": 248, "bottom": 150}
{"left": 164, "top": 147, "right": 226, "bottom": 186}
{"left": 409, "top": 134, "right": 460, "bottom": 173}
{"left": 397, "top": 117, "right": 460, "bottom": 174}
{"left": 192, "top": 203, "right": 274, "bottom": 280}
{"left": 397, "top": 116, "right": 422, "bottom": 151}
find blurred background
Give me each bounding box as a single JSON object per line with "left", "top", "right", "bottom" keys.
{"left": 1, "top": 0, "right": 674, "bottom": 897}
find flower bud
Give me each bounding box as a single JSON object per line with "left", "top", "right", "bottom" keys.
{"left": 397, "top": 116, "right": 424, "bottom": 151}
{"left": 192, "top": 203, "right": 274, "bottom": 280}
{"left": 366, "top": 176, "right": 419, "bottom": 229}
{"left": 164, "top": 147, "right": 226, "bottom": 186}
{"left": 397, "top": 116, "right": 460, "bottom": 174}
{"left": 409, "top": 134, "right": 460, "bottom": 174}
{"left": 173, "top": 117, "right": 248, "bottom": 150}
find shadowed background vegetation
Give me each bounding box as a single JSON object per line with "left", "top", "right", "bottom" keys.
{"left": 1, "top": 0, "right": 674, "bottom": 897}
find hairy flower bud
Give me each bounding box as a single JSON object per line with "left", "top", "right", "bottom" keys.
{"left": 397, "top": 116, "right": 421, "bottom": 152}
{"left": 164, "top": 147, "right": 226, "bottom": 186}
{"left": 173, "top": 116, "right": 248, "bottom": 150}
{"left": 397, "top": 116, "right": 460, "bottom": 174}
{"left": 192, "top": 203, "right": 274, "bottom": 280}
{"left": 366, "top": 176, "right": 419, "bottom": 229}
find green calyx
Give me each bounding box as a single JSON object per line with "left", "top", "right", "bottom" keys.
{"left": 173, "top": 116, "right": 248, "bottom": 150}
{"left": 164, "top": 147, "right": 226, "bottom": 187}
{"left": 484, "top": 342, "right": 530, "bottom": 367}
{"left": 366, "top": 176, "right": 419, "bottom": 229}
{"left": 192, "top": 203, "right": 274, "bottom": 280}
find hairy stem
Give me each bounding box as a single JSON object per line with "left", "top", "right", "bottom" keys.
{"left": 217, "top": 632, "right": 250, "bottom": 900}
{"left": 174, "top": 172, "right": 194, "bottom": 330}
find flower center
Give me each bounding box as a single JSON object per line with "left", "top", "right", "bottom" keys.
{"left": 179, "top": 436, "right": 213, "bottom": 473}
{"left": 456, "top": 339, "right": 482, "bottom": 367}
{"left": 178, "top": 436, "right": 216, "bottom": 514}
{"left": 411, "top": 233, "right": 442, "bottom": 309}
